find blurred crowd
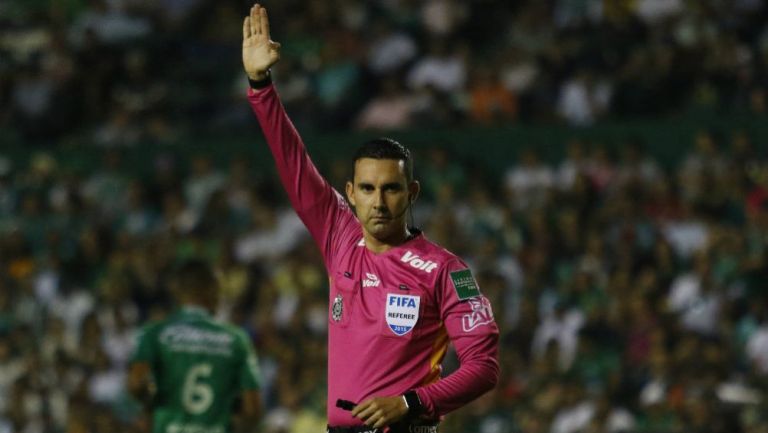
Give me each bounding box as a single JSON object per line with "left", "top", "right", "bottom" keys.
{"left": 4, "top": 0, "right": 768, "bottom": 433}
{"left": 3, "top": 0, "right": 768, "bottom": 145}
{"left": 1, "top": 126, "right": 768, "bottom": 433}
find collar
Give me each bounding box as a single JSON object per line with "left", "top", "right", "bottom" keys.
{"left": 177, "top": 305, "right": 211, "bottom": 318}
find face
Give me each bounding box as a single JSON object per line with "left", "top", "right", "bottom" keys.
{"left": 346, "top": 158, "right": 419, "bottom": 245}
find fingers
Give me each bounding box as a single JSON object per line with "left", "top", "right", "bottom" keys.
{"left": 349, "top": 401, "right": 365, "bottom": 418}
{"left": 260, "top": 7, "right": 270, "bottom": 38}
{"left": 245, "top": 4, "right": 271, "bottom": 41}
{"left": 250, "top": 4, "right": 260, "bottom": 37}
{"left": 269, "top": 41, "right": 281, "bottom": 60}
{"left": 243, "top": 17, "right": 250, "bottom": 39}
{"left": 351, "top": 399, "right": 389, "bottom": 427}
{"left": 372, "top": 417, "right": 388, "bottom": 429}
{"left": 350, "top": 400, "right": 373, "bottom": 421}
{"left": 369, "top": 408, "right": 389, "bottom": 429}
{"left": 354, "top": 406, "right": 381, "bottom": 426}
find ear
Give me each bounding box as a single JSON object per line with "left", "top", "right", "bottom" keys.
{"left": 345, "top": 180, "right": 356, "bottom": 206}
{"left": 408, "top": 180, "right": 420, "bottom": 203}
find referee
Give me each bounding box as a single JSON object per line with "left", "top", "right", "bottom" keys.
{"left": 242, "top": 4, "right": 499, "bottom": 432}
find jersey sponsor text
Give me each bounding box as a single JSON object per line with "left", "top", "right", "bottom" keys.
{"left": 401, "top": 251, "right": 439, "bottom": 273}
{"left": 159, "top": 325, "right": 234, "bottom": 356}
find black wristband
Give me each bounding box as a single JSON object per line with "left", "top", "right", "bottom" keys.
{"left": 403, "top": 390, "right": 424, "bottom": 417}
{"left": 248, "top": 71, "right": 272, "bottom": 89}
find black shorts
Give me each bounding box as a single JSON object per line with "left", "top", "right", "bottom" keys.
{"left": 327, "top": 421, "right": 438, "bottom": 433}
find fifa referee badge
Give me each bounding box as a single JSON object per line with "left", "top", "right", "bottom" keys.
{"left": 332, "top": 294, "right": 343, "bottom": 322}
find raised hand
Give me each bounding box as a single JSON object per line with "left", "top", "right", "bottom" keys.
{"left": 242, "top": 4, "right": 280, "bottom": 81}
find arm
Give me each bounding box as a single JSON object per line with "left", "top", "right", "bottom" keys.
{"left": 415, "top": 262, "right": 500, "bottom": 417}
{"left": 232, "top": 330, "right": 263, "bottom": 432}
{"left": 127, "top": 361, "right": 156, "bottom": 407}
{"left": 351, "top": 263, "right": 500, "bottom": 428}
{"left": 238, "top": 390, "right": 262, "bottom": 419}
{"left": 242, "top": 4, "right": 355, "bottom": 265}
{"left": 232, "top": 390, "right": 262, "bottom": 433}
{"left": 351, "top": 336, "right": 498, "bottom": 428}
{"left": 128, "top": 325, "right": 158, "bottom": 408}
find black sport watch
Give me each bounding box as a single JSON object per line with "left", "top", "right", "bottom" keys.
{"left": 402, "top": 390, "right": 424, "bottom": 417}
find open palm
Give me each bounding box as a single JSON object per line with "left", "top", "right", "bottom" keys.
{"left": 242, "top": 4, "right": 280, "bottom": 81}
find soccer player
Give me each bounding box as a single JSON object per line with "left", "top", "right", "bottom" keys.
{"left": 242, "top": 4, "right": 499, "bottom": 433}
{"left": 127, "top": 260, "right": 262, "bottom": 433}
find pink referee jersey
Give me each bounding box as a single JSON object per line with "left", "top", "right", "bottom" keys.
{"left": 248, "top": 84, "right": 500, "bottom": 427}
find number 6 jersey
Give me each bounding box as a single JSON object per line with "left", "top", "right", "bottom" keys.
{"left": 132, "top": 307, "right": 261, "bottom": 433}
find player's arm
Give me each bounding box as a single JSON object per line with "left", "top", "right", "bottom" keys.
{"left": 128, "top": 324, "right": 159, "bottom": 408}
{"left": 127, "top": 361, "right": 156, "bottom": 407}
{"left": 355, "top": 265, "right": 499, "bottom": 427}
{"left": 232, "top": 390, "right": 262, "bottom": 433}
{"left": 233, "top": 330, "right": 263, "bottom": 432}
{"left": 241, "top": 2, "right": 328, "bottom": 213}
{"left": 242, "top": 3, "right": 354, "bottom": 265}
{"left": 350, "top": 396, "right": 409, "bottom": 429}
{"left": 412, "top": 262, "right": 500, "bottom": 417}
{"left": 351, "top": 264, "right": 499, "bottom": 428}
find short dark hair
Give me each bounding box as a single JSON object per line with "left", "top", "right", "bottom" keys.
{"left": 171, "top": 259, "right": 217, "bottom": 295}
{"left": 353, "top": 138, "right": 414, "bottom": 182}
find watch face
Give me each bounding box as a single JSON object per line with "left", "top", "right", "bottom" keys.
{"left": 332, "top": 294, "right": 343, "bottom": 322}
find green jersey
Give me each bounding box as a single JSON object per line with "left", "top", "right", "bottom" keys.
{"left": 132, "top": 307, "right": 261, "bottom": 433}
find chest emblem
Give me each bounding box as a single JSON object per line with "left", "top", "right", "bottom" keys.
{"left": 331, "top": 294, "right": 343, "bottom": 322}
{"left": 385, "top": 294, "right": 421, "bottom": 336}
{"left": 363, "top": 273, "right": 381, "bottom": 287}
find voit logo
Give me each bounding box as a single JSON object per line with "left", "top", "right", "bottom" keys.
{"left": 363, "top": 273, "right": 380, "bottom": 287}
{"left": 401, "top": 251, "right": 439, "bottom": 273}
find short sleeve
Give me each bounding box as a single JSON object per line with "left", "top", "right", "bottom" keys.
{"left": 131, "top": 324, "right": 158, "bottom": 365}
{"left": 236, "top": 330, "right": 261, "bottom": 391}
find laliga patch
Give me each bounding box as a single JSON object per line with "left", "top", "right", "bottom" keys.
{"left": 462, "top": 297, "right": 494, "bottom": 332}
{"left": 450, "top": 269, "right": 481, "bottom": 300}
{"left": 386, "top": 294, "right": 420, "bottom": 336}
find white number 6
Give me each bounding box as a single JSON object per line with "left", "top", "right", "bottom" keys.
{"left": 182, "top": 363, "right": 213, "bottom": 414}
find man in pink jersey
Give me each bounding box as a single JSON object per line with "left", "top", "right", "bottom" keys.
{"left": 242, "top": 4, "right": 499, "bottom": 433}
